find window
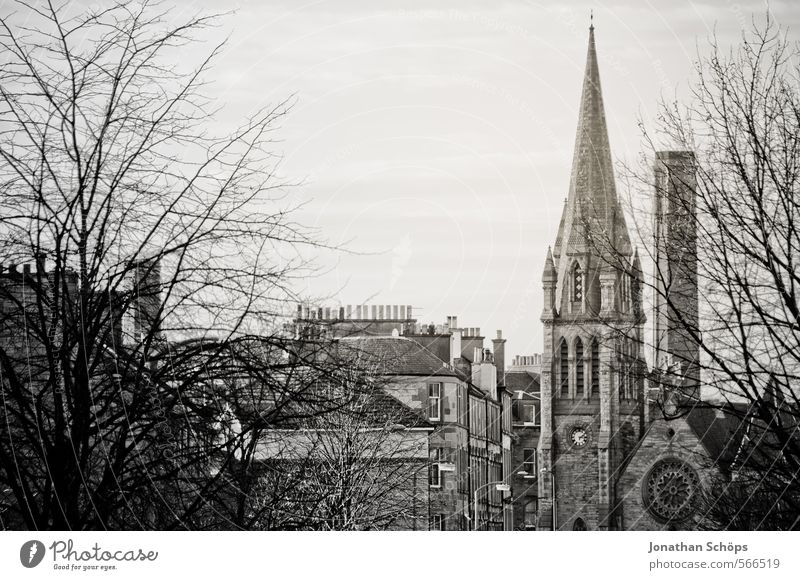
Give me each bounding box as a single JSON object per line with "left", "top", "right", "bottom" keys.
{"left": 490, "top": 462, "right": 503, "bottom": 504}
{"left": 618, "top": 343, "right": 633, "bottom": 400}
{"left": 523, "top": 448, "right": 537, "bottom": 477}
{"left": 428, "top": 383, "right": 442, "bottom": 421}
{"left": 575, "top": 338, "right": 584, "bottom": 397}
{"left": 512, "top": 399, "right": 540, "bottom": 425}
{"left": 622, "top": 343, "right": 630, "bottom": 400}
{"left": 503, "top": 392, "right": 512, "bottom": 432}
{"left": 429, "top": 448, "right": 442, "bottom": 488}
{"left": 488, "top": 405, "right": 501, "bottom": 441}
{"left": 621, "top": 273, "right": 630, "bottom": 312}
{"left": 458, "top": 449, "right": 468, "bottom": 493}
{"left": 559, "top": 339, "right": 569, "bottom": 398}
{"left": 573, "top": 262, "right": 583, "bottom": 301}
{"left": 627, "top": 342, "right": 638, "bottom": 400}
{"left": 430, "top": 514, "right": 446, "bottom": 531}
{"left": 573, "top": 517, "right": 587, "bottom": 531}
{"left": 524, "top": 499, "right": 538, "bottom": 529}
{"left": 470, "top": 398, "right": 486, "bottom": 439}
{"left": 591, "top": 340, "right": 599, "bottom": 398}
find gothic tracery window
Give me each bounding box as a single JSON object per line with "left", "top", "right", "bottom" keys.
{"left": 621, "top": 274, "right": 627, "bottom": 312}
{"left": 591, "top": 340, "right": 599, "bottom": 398}
{"left": 621, "top": 342, "right": 634, "bottom": 400}
{"left": 642, "top": 459, "right": 700, "bottom": 523}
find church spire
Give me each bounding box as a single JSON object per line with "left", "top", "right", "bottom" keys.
{"left": 550, "top": 23, "right": 633, "bottom": 311}
{"left": 553, "top": 23, "right": 633, "bottom": 313}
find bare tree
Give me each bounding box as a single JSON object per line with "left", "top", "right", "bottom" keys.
{"left": 620, "top": 14, "right": 800, "bottom": 530}
{"left": 0, "top": 1, "right": 330, "bottom": 530}
{"left": 166, "top": 334, "right": 420, "bottom": 531}
{"left": 244, "top": 344, "right": 432, "bottom": 531}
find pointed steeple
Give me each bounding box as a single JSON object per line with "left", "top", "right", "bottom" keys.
{"left": 549, "top": 23, "right": 633, "bottom": 313}
{"left": 542, "top": 246, "right": 557, "bottom": 282}
{"left": 542, "top": 246, "right": 558, "bottom": 318}
{"left": 553, "top": 23, "right": 631, "bottom": 263}
{"left": 631, "top": 247, "right": 642, "bottom": 276}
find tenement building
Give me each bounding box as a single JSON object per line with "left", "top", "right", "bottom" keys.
{"left": 289, "top": 308, "right": 514, "bottom": 530}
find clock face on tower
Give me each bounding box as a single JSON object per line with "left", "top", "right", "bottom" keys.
{"left": 570, "top": 427, "right": 588, "bottom": 447}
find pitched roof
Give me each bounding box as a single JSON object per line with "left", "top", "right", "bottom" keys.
{"left": 360, "top": 388, "right": 433, "bottom": 429}
{"left": 337, "top": 336, "right": 459, "bottom": 378}
{"left": 504, "top": 370, "right": 541, "bottom": 395}
{"left": 685, "top": 403, "right": 749, "bottom": 467}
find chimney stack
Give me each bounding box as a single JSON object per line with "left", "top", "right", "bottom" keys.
{"left": 492, "top": 330, "right": 507, "bottom": 387}
{"left": 471, "top": 346, "right": 498, "bottom": 399}
{"left": 450, "top": 328, "right": 462, "bottom": 367}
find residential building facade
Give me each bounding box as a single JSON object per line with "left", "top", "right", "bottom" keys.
{"left": 290, "top": 307, "right": 515, "bottom": 530}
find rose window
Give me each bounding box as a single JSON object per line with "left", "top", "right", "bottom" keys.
{"left": 642, "top": 459, "right": 699, "bottom": 522}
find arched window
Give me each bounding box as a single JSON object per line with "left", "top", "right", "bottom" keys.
{"left": 575, "top": 338, "right": 584, "bottom": 397}
{"left": 573, "top": 517, "right": 587, "bottom": 531}
{"left": 626, "top": 273, "right": 632, "bottom": 311}
{"left": 621, "top": 272, "right": 629, "bottom": 312}
{"left": 572, "top": 262, "right": 583, "bottom": 301}
{"left": 559, "top": 339, "right": 569, "bottom": 398}
{"left": 622, "top": 342, "right": 634, "bottom": 400}
{"left": 628, "top": 342, "right": 638, "bottom": 401}
{"left": 622, "top": 342, "right": 631, "bottom": 400}
{"left": 591, "top": 340, "right": 599, "bottom": 398}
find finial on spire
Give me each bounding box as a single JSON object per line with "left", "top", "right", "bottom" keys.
{"left": 543, "top": 246, "right": 557, "bottom": 282}
{"left": 590, "top": 9, "right": 594, "bottom": 30}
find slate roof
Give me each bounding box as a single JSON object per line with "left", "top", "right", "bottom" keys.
{"left": 504, "top": 370, "right": 541, "bottom": 395}
{"left": 337, "top": 336, "right": 459, "bottom": 378}
{"left": 685, "top": 403, "right": 750, "bottom": 467}
{"left": 360, "top": 388, "right": 434, "bottom": 429}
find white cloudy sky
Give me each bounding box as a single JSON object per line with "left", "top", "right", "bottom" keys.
{"left": 172, "top": 0, "right": 797, "bottom": 359}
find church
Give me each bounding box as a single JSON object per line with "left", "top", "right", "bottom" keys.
{"left": 533, "top": 23, "right": 742, "bottom": 531}
{"left": 286, "top": 23, "right": 751, "bottom": 532}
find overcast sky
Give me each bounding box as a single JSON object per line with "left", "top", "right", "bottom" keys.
{"left": 182, "top": 0, "right": 797, "bottom": 360}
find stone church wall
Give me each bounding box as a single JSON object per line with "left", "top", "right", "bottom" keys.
{"left": 616, "top": 415, "right": 715, "bottom": 530}
{"left": 552, "top": 411, "right": 601, "bottom": 530}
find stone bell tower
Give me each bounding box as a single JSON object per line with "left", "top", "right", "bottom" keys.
{"left": 537, "top": 23, "right": 646, "bottom": 531}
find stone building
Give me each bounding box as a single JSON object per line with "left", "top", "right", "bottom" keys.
{"left": 506, "top": 369, "right": 541, "bottom": 530}
{"left": 290, "top": 308, "right": 514, "bottom": 530}
{"left": 533, "top": 23, "right": 748, "bottom": 531}
{"left": 537, "top": 21, "right": 647, "bottom": 532}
